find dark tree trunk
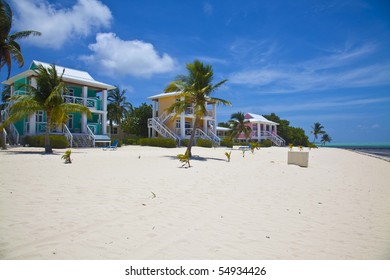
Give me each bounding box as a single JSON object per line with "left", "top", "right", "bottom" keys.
{"left": 45, "top": 114, "right": 53, "bottom": 154}
{"left": 186, "top": 116, "right": 199, "bottom": 157}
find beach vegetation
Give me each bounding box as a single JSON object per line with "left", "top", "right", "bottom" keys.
{"left": 320, "top": 133, "right": 332, "bottom": 146}
{"left": 249, "top": 142, "right": 260, "bottom": 153}
{"left": 122, "top": 103, "right": 152, "bottom": 138}
{"left": 0, "top": 0, "right": 41, "bottom": 79}
{"left": 139, "top": 137, "right": 176, "bottom": 148}
{"left": 288, "top": 143, "right": 294, "bottom": 150}
{"left": 177, "top": 151, "right": 191, "bottom": 168}
{"left": 2, "top": 64, "right": 91, "bottom": 153}
{"left": 123, "top": 138, "right": 140, "bottom": 145}
{"left": 225, "top": 151, "right": 231, "bottom": 162}
{"left": 260, "top": 139, "right": 273, "bottom": 147}
{"left": 164, "top": 60, "right": 231, "bottom": 157}
{"left": 107, "top": 86, "right": 132, "bottom": 137}
{"left": 61, "top": 149, "right": 72, "bottom": 164}
{"left": 299, "top": 145, "right": 303, "bottom": 151}
{"left": 311, "top": 122, "right": 325, "bottom": 143}
{"left": 23, "top": 135, "right": 69, "bottom": 148}
{"left": 308, "top": 142, "right": 318, "bottom": 149}
{"left": 220, "top": 137, "right": 233, "bottom": 148}
{"left": 196, "top": 138, "right": 213, "bottom": 148}
{"left": 229, "top": 112, "right": 251, "bottom": 142}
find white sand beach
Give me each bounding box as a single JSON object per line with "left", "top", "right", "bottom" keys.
{"left": 0, "top": 146, "right": 389, "bottom": 260}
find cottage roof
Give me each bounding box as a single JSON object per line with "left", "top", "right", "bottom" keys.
{"left": 148, "top": 91, "right": 180, "bottom": 100}
{"left": 2, "top": 60, "right": 115, "bottom": 90}
{"left": 246, "top": 112, "right": 279, "bottom": 125}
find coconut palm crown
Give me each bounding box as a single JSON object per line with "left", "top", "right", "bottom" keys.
{"left": 164, "top": 60, "right": 231, "bottom": 157}
{"left": 229, "top": 112, "right": 252, "bottom": 141}
{"left": 311, "top": 122, "right": 325, "bottom": 143}
{"left": 1, "top": 64, "right": 91, "bottom": 153}
{"left": 107, "top": 86, "right": 132, "bottom": 134}
{"left": 0, "top": 0, "right": 41, "bottom": 79}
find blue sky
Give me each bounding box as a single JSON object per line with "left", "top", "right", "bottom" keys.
{"left": 2, "top": 0, "right": 390, "bottom": 143}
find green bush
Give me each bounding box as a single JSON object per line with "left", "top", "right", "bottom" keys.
{"left": 220, "top": 137, "right": 233, "bottom": 148}
{"left": 180, "top": 139, "right": 190, "bottom": 147}
{"left": 196, "top": 138, "right": 212, "bottom": 148}
{"left": 139, "top": 138, "right": 177, "bottom": 148}
{"left": 260, "top": 139, "right": 273, "bottom": 147}
{"left": 24, "top": 135, "right": 69, "bottom": 148}
{"left": 124, "top": 138, "right": 139, "bottom": 145}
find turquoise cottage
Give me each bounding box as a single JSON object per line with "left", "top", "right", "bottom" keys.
{"left": 1, "top": 61, "right": 115, "bottom": 147}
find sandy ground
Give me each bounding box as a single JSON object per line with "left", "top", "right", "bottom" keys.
{"left": 0, "top": 145, "right": 389, "bottom": 260}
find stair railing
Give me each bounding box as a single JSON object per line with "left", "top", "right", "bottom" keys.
{"left": 148, "top": 117, "right": 180, "bottom": 145}
{"left": 63, "top": 124, "right": 73, "bottom": 148}
{"left": 86, "top": 125, "right": 96, "bottom": 147}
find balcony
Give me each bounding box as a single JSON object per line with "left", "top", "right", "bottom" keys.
{"left": 63, "top": 95, "right": 102, "bottom": 110}
{"left": 184, "top": 107, "right": 214, "bottom": 118}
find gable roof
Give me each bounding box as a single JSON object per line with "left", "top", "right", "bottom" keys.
{"left": 246, "top": 112, "right": 279, "bottom": 125}
{"left": 2, "top": 60, "right": 115, "bottom": 90}
{"left": 148, "top": 91, "right": 180, "bottom": 100}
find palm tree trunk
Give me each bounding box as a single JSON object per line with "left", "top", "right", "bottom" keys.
{"left": 1, "top": 130, "right": 7, "bottom": 150}
{"left": 186, "top": 116, "right": 199, "bottom": 157}
{"left": 45, "top": 114, "right": 53, "bottom": 154}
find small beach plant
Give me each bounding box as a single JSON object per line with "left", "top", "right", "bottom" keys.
{"left": 242, "top": 149, "right": 246, "bottom": 157}
{"left": 177, "top": 151, "right": 191, "bottom": 168}
{"left": 61, "top": 149, "right": 72, "bottom": 164}
{"left": 225, "top": 151, "right": 231, "bottom": 162}
{"left": 250, "top": 142, "right": 260, "bottom": 154}
{"left": 288, "top": 143, "right": 293, "bottom": 151}
{"left": 299, "top": 145, "right": 303, "bottom": 151}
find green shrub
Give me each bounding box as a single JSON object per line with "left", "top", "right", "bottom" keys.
{"left": 139, "top": 138, "right": 177, "bottom": 148}
{"left": 196, "top": 138, "right": 212, "bottom": 148}
{"left": 260, "top": 139, "right": 273, "bottom": 147}
{"left": 220, "top": 137, "right": 233, "bottom": 148}
{"left": 180, "top": 139, "right": 190, "bottom": 147}
{"left": 24, "top": 135, "right": 69, "bottom": 148}
{"left": 124, "top": 138, "right": 139, "bottom": 145}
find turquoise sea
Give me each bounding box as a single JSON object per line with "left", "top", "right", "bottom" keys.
{"left": 325, "top": 143, "right": 390, "bottom": 160}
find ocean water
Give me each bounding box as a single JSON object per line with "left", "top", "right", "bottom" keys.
{"left": 325, "top": 143, "right": 390, "bottom": 160}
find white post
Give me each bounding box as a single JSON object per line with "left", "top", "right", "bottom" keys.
{"left": 213, "top": 103, "right": 217, "bottom": 135}
{"left": 29, "top": 78, "right": 37, "bottom": 135}
{"left": 152, "top": 100, "right": 157, "bottom": 118}
{"left": 81, "top": 86, "right": 88, "bottom": 133}
{"left": 257, "top": 122, "right": 260, "bottom": 140}
{"left": 102, "top": 89, "right": 108, "bottom": 134}
{"left": 180, "top": 114, "right": 185, "bottom": 138}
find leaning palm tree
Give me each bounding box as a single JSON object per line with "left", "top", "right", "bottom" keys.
{"left": 165, "top": 60, "right": 231, "bottom": 157}
{"left": 229, "top": 112, "right": 252, "bottom": 142}
{"left": 107, "top": 86, "right": 132, "bottom": 135}
{"left": 320, "top": 133, "right": 332, "bottom": 146}
{"left": 0, "top": 0, "right": 41, "bottom": 79}
{"left": 311, "top": 122, "right": 325, "bottom": 143}
{"left": 1, "top": 64, "right": 91, "bottom": 153}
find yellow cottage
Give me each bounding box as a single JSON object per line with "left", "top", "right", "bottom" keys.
{"left": 147, "top": 91, "right": 220, "bottom": 146}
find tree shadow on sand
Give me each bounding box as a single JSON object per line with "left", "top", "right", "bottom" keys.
{"left": 163, "top": 155, "right": 225, "bottom": 162}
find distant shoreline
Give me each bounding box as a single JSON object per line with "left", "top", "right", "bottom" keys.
{"left": 324, "top": 143, "right": 390, "bottom": 162}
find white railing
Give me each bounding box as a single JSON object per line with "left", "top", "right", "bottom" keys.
{"left": 148, "top": 118, "right": 180, "bottom": 144}
{"left": 63, "top": 124, "right": 73, "bottom": 148}
{"left": 260, "top": 131, "right": 286, "bottom": 146}
{"left": 208, "top": 129, "right": 221, "bottom": 146}
{"left": 86, "top": 125, "right": 96, "bottom": 147}
{"left": 63, "top": 95, "right": 101, "bottom": 110}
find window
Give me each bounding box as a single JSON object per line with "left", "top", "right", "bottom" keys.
{"left": 253, "top": 123, "right": 258, "bottom": 132}
{"left": 67, "top": 114, "right": 73, "bottom": 129}
{"left": 175, "top": 119, "right": 181, "bottom": 128}
{"left": 112, "top": 127, "right": 118, "bottom": 135}
{"left": 36, "top": 111, "right": 44, "bottom": 122}
{"left": 68, "top": 88, "right": 74, "bottom": 96}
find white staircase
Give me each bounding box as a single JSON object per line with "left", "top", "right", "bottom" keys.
{"left": 261, "top": 131, "right": 286, "bottom": 146}
{"left": 148, "top": 117, "right": 180, "bottom": 145}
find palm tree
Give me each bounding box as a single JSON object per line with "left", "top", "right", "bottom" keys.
{"left": 0, "top": 0, "right": 41, "bottom": 79}
{"left": 1, "top": 64, "right": 91, "bottom": 153}
{"left": 320, "top": 133, "right": 332, "bottom": 146}
{"left": 165, "top": 60, "right": 231, "bottom": 157}
{"left": 0, "top": 85, "right": 10, "bottom": 149}
{"left": 229, "top": 112, "right": 251, "bottom": 142}
{"left": 311, "top": 122, "right": 325, "bottom": 143}
{"left": 107, "top": 86, "right": 132, "bottom": 135}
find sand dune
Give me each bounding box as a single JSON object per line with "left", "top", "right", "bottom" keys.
{"left": 1, "top": 146, "right": 389, "bottom": 259}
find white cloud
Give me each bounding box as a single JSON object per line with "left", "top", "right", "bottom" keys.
{"left": 12, "top": 0, "right": 112, "bottom": 49}
{"left": 80, "top": 33, "right": 176, "bottom": 78}
{"left": 229, "top": 43, "right": 390, "bottom": 93}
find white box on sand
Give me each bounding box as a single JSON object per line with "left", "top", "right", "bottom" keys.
{"left": 288, "top": 151, "right": 309, "bottom": 167}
